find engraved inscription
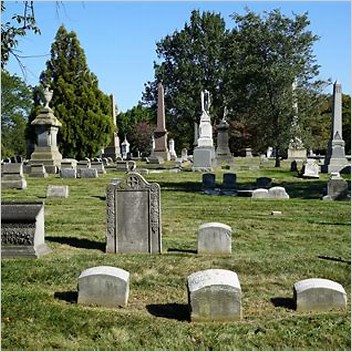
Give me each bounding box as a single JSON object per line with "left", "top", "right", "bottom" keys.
{"left": 1, "top": 223, "right": 35, "bottom": 245}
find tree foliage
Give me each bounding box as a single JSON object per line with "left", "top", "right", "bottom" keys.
{"left": 143, "top": 10, "right": 227, "bottom": 150}
{"left": 28, "top": 25, "right": 115, "bottom": 159}
{"left": 1, "top": 70, "right": 32, "bottom": 157}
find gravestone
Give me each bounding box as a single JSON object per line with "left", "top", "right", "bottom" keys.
{"left": 60, "top": 168, "right": 77, "bottom": 178}
{"left": 169, "top": 139, "right": 177, "bottom": 161}
{"left": 1, "top": 163, "right": 27, "bottom": 189}
{"left": 256, "top": 177, "right": 272, "bottom": 188}
{"left": 187, "top": 269, "right": 242, "bottom": 321}
{"left": 80, "top": 168, "right": 98, "bottom": 178}
{"left": 245, "top": 148, "right": 253, "bottom": 158}
{"left": 91, "top": 161, "right": 106, "bottom": 174}
{"left": 301, "top": 159, "right": 320, "bottom": 178}
{"left": 116, "top": 160, "right": 128, "bottom": 171}
{"left": 215, "top": 109, "right": 232, "bottom": 164}
{"left": 294, "top": 278, "right": 347, "bottom": 312}
{"left": 181, "top": 148, "right": 188, "bottom": 162}
{"left": 268, "top": 186, "right": 290, "bottom": 199}
{"left": 60, "top": 158, "right": 77, "bottom": 169}
{"left": 78, "top": 266, "right": 129, "bottom": 308}
{"left": 30, "top": 163, "right": 48, "bottom": 178}
{"left": 322, "top": 172, "right": 349, "bottom": 200}
{"left": 46, "top": 185, "right": 69, "bottom": 198}
{"left": 221, "top": 173, "right": 237, "bottom": 195}
{"left": 197, "top": 222, "right": 232, "bottom": 255}
{"left": 106, "top": 172, "right": 162, "bottom": 253}
{"left": 126, "top": 160, "right": 136, "bottom": 172}
{"left": 290, "top": 160, "right": 298, "bottom": 172}
{"left": 252, "top": 188, "right": 269, "bottom": 199}
{"left": 202, "top": 173, "right": 216, "bottom": 190}
{"left": 267, "top": 147, "right": 273, "bottom": 158}
{"left": 1, "top": 201, "right": 52, "bottom": 258}
{"left": 121, "top": 136, "right": 130, "bottom": 160}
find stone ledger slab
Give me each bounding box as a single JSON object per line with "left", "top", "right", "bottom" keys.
{"left": 1, "top": 201, "right": 52, "bottom": 258}
{"left": 198, "top": 222, "right": 232, "bottom": 254}
{"left": 106, "top": 172, "right": 162, "bottom": 253}
{"left": 78, "top": 266, "right": 129, "bottom": 308}
{"left": 187, "top": 269, "right": 242, "bottom": 321}
{"left": 294, "top": 278, "right": 347, "bottom": 312}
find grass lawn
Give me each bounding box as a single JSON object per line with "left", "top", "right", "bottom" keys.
{"left": 1, "top": 162, "right": 351, "bottom": 351}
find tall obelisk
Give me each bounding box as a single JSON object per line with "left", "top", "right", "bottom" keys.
{"left": 153, "top": 82, "right": 170, "bottom": 162}
{"left": 323, "top": 80, "right": 348, "bottom": 172}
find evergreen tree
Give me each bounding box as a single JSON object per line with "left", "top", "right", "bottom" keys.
{"left": 1, "top": 70, "right": 32, "bottom": 157}
{"left": 30, "top": 25, "right": 114, "bottom": 159}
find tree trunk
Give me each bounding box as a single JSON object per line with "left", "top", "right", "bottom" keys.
{"left": 274, "top": 146, "right": 281, "bottom": 167}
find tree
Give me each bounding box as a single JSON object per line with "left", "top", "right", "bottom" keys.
{"left": 142, "top": 10, "right": 227, "bottom": 150}
{"left": 28, "top": 25, "right": 115, "bottom": 159}
{"left": 223, "top": 9, "right": 320, "bottom": 166}
{"left": 1, "top": 70, "right": 32, "bottom": 157}
{"left": 129, "top": 121, "right": 154, "bottom": 156}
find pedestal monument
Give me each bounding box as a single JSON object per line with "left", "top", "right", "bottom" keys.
{"left": 192, "top": 90, "right": 215, "bottom": 171}
{"left": 215, "top": 107, "right": 232, "bottom": 164}
{"left": 323, "top": 80, "right": 349, "bottom": 173}
{"left": 30, "top": 86, "right": 62, "bottom": 174}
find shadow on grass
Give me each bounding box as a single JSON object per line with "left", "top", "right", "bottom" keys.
{"left": 318, "top": 255, "right": 351, "bottom": 265}
{"left": 91, "top": 195, "right": 106, "bottom": 201}
{"left": 46, "top": 236, "right": 105, "bottom": 252}
{"left": 155, "top": 181, "right": 201, "bottom": 192}
{"left": 271, "top": 297, "right": 296, "bottom": 310}
{"left": 54, "top": 291, "right": 78, "bottom": 304}
{"left": 146, "top": 303, "right": 190, "bottom": 322}
{"left": 167, "top": 248, "right": 197, "bottom": 254}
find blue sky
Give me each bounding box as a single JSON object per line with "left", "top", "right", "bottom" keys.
{"left": 3, "top": 1, "right": 351, "bottom": 112}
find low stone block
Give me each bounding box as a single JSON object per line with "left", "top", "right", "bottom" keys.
{"left": 47, "top": 185, "right": 69, "bottom": 198}
{"left": 187, "top": 269, "right": 242, "bottom": 321}
{"left": 60, "top": 168, "right": 77, "bottom": 178}
{"left": 78, "top": 266, "right": 129, "bottom": 308}
{"left": 268, "top": 186, "right": 289, "bottom": 199}
{"left": 202, "top": 173, "right": 216, "bottom": 190}
{"left": 294, "top": 278, "right": 347, "bottom": 312}
{"left": 80, "top": 168, "right": 98, "bottom": 178}
{"left": 91, "top": 161, "right": 106, "bottom": 174}
{"left": 198, "top": 222, "right": 232, "bottom": 255}
{"left": 252, "top": 188, "right": 269, "bottom": 199}
{"left": 1, "top": 201, "right": 52, "bottom": 258}
{"left": 222, "top": 173, "right": 236, "bottom": 190}
{"left": 30, "top": 164, "right": 48, "bottom": 178}
{"left": 322, "top": 172, "right": 349, "bottom": 200}
{"left": 1, "top": 164, "right": 27, "bottom": 189}
{"left": 256, "top": 177, "right": 272, "bottom": 188}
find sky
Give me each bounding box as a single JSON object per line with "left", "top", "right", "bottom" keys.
{"left": 3, "top": 1, "right": 351, "bottom": 112}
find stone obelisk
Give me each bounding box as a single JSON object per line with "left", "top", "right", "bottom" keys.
{"left": 103, "top": 94, "right": 121, "bottom": 160}
{"left": 323, "top": 80, "right": 348, "bottom": 173}
{"left": 152, "top": 82, "right": 170, "bottom": 162}
{"left": 30, "top": 86, "right": 62, "bottom": 174}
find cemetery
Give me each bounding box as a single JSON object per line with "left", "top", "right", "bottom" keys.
{"left": 1, "top": 3, "right": 351, "bottom": 351}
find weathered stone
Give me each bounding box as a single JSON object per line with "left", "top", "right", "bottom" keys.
{"left": 268, "top": 186, "right": 290, "bottom": 199}
{"left": 1, "top": 201, "right": 52, "bottom": 258}
{"left": 197, "top": 222, "right": 232, "bottom": 255}
{"left": 1, "top": 163, "right": 27, "bottom": 189}
{"left": 169, "top": 139, "right": 177, "bottom": 161}
{"left": 181, "top": 148, "right": 188, "bottom": 162}
{"left": 60, "top": 168, "right": 77, "bottom": 178}
{"left": 294, "top": 278, "right": 347, "bottom": 312}
{"left": 290, "top": 160, "right": 298, "bottom": 172}
{"left": 322, "top": 172, "right": 349, "bottom": 200}
{"left": 301, "top": 159, "right": 320, "bottom": 178}
{"left": 91, "top": 161, "right": 106, "bottom": 174}
{"left": 256, "top": 177, "right": 272, "bottom": 188}
{"left": 30, "top": 163, "right": 48, "bottom": 178}
{"left": 80, "top": 168, "right": 98, "bottom": 178}
{"left": 192, "top": 147, "right": 215, "bottom": 172}
{"left": 252, "top": 188, "right": 269, "bottom": 199}
{"left": 271, "top": 211, "right": 282, "bottom": 216}
{"left": 222, "top": 173, "right": 236, "bottom": 189}
{"left": 187, "top": 269, "right": 242, "bottom": 321}
{"left": 60, "top": 158, "right": 77, "bottom": 169}
{"left": 106, "top": 172, "right": 162, "bottom": 253}
{"left": 202, "top": 173, "right": 216, "bottom": 190}
{"left": 215, "top": 114, "right": 232, "bottom": 164}
{"left": 78, "top": 266, "right": 129, "bottom": 308}
{"left": 46, "top": 185, "right": 69, "bottom": 198}
{"left": 245, "top": 148, "right": 253, "bottom": 158}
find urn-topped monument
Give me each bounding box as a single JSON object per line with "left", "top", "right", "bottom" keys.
{"left": 30, "top": 86, "right": 62, "bottom": 174}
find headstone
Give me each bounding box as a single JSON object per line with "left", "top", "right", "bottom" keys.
{"left": 256, "top": 177, "right": 272, "bottom": 188}
{"left": 106, "top": 172, "right": 162, "bottom": 253}
{"left": 60, "top": 168, "right": 77, "bottom": 178}
{"left": 268, "top": 186, "right": 290, "bottom": 199}
{"left": 197, "top": 222, "right": 232, "bottom": 255}
{"left": 102, "top": 157, "right": 109, "bottom": 166}
{"left": 322, "top": 172, "right": 349, "bottom": 200}
{"left": 245, "top": 148, "right": 253, "bottom": 158}
{"left": 46, "top": 185, "right": 69, "bottom": 198}
{"left": 60, "top": 158, "right": 77, "bottom": 169}
{"left": 116, "top": 161, "right": 128, "bottom": 171}
{"left": 222, "top": 173, "right": 236, "bottom": 189}
{"left": 181, "top": 148, "right": 188, "bottom": 162}
{"left": 215, "top": 108, "right": 232, "bottom": 164}
{"left": 290, "top": 160, "right": 298, "bottom": 172}
{"left": 121, "top": 136, "right": 130, "bottom": 160}
{"left": 187, "top": 269, "right": 242, "bottom": 321}
{"left": 193, "top": 90, "right": 215, "bottom": 171}
{"left": 1, "top": 163, "right": 27, "bottom": 189}
{"left": 1, "top": 201, "right": 52, "bottom": 258}
{"left": 168, "top": 139, "right": 177, "bottom": 161}
{"left": 202, "top": 173, "right": 216, "bottom": 191}
{"left": 102, "top": 94, "right": 122, "bottom": 160}
{"left": 80, "top": 168, "right": 98, "bottom": 178}
{"left": 78, "top": 266, "right": 129, "bottom": 308}
{"left": 323, "top": 80, "right": 348, "bottom": 172}
{"left": 91, "top": 161, "right": 106, "bottom": 174}
{"left": 271, "top": 211, "right": 282, "bottom": 216}
{"left": 152, "top": 82, "right": 170, "bottom": 162}
{"left": 301, "top": 159, "right": 320, "bottom": 178}
{"left": 293, "top": 278, "right": 347, "bottom": 312}
{"left": 30, "top": 86, "right": 62, "bottom": 174}
{"left": 126, "top": 160, "right": 136, "bottom": 172}
{"left": 252, "top": 188, "right": 269, "bottom": 199}
{"left": 30, "top": 163, "right": 48, "bottom": 178}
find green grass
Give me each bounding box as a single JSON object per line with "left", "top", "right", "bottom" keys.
{"left": 1, "top": 163, "right": 351, "bottom": 350}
